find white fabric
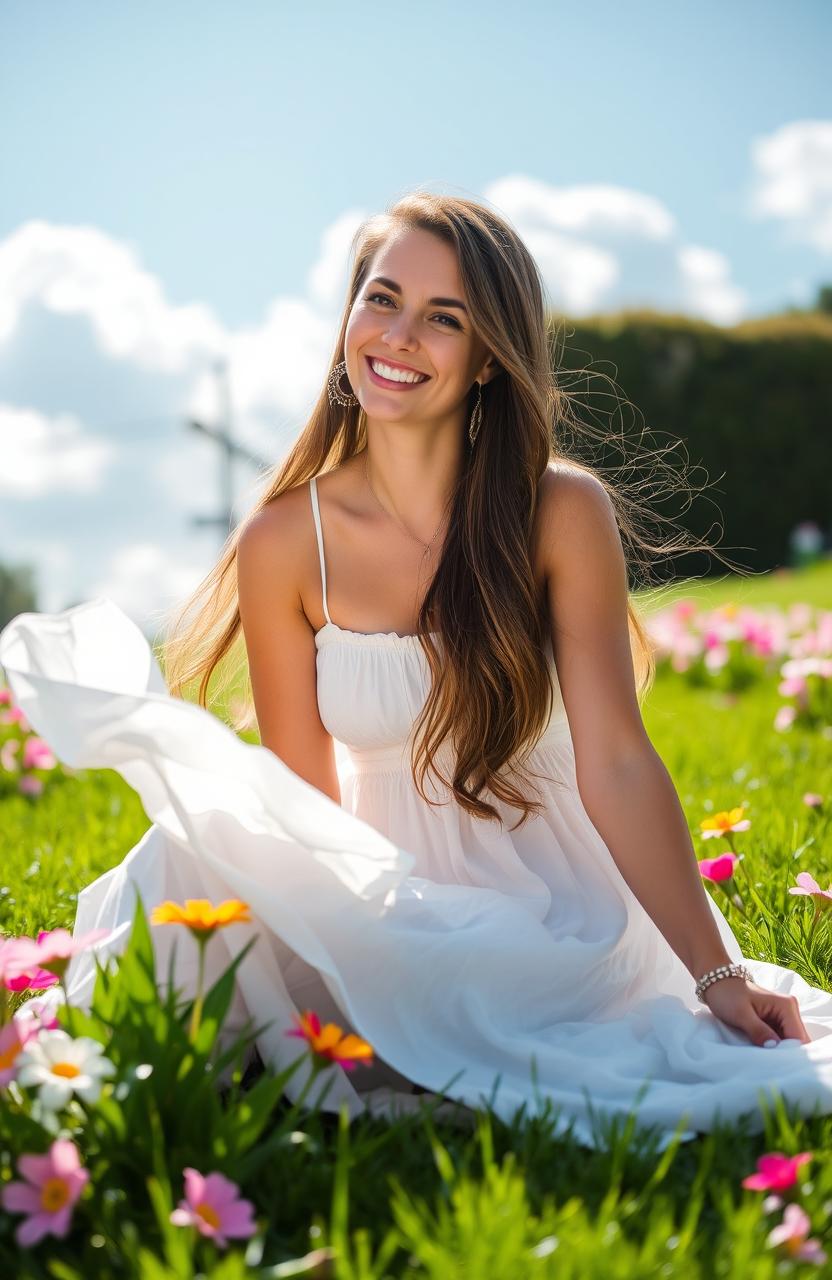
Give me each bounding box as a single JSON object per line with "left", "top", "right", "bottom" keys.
{"left": 3, "top": 516, "right": 832, "bottom": 1149}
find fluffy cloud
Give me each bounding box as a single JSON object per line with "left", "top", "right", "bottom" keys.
{"left": 86, "top": 542, "right": 208, "bottom": 634}
{"left": 0, "top": 405, "right": 116, "bottom": 498}
{"left": 748, "top": 120, "right": 832, "bottom": 253}
{"left": 484, "top": 174, "right": 747, "bottom": 324}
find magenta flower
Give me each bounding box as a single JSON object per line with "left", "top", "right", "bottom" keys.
{"left": 766, "top": 1203, "right": 827, "bottom": 1264}
{"left": 0, "top": 936, "right": 60, "bottom": 992}
{"left": 169, "top": 1168, "right": 257, "bottom": 1249}
{"left": 18, "top": 927, "right": 112, "bottom": 983}
{"left": 741, "top": 1150, "right": 812, "bottom": 1192}
{"left": 0, "top": 1138, "right": 89, "bottom": 1247}
{"left": 788, "top": 872, "right": 832, "bottom": 910}
{"left": 697, "top": 852, "right": 740, "bottom": 883}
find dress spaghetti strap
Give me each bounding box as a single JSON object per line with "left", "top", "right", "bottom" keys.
{"left": 309, "top": 477, "right": 332, "bottom": 625}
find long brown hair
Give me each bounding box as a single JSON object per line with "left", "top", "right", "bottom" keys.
{"left": 160, "top": 190, "right": 748, "bottom": 830}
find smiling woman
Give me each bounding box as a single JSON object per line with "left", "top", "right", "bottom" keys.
{"left": 8, "top": 190, "right": 832, "bottom": 1152}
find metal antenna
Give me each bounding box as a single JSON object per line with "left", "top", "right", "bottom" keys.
{"left": 186, "top": 357, "right": 270, "bottom": 546}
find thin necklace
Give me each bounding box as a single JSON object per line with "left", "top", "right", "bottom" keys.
{"left": 364, "top": 452, "right": 447, "bottom": 560}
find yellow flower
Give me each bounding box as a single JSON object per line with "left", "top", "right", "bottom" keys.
{"left": 699, "top": 806, "right": 751, "bottom": 839}
{"left": 150, "top": 899, "right": 252, "bottom": 934}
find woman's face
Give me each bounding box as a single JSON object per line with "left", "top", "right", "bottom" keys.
{"left": 344, "top": 226, "right": 498, "bottom": 426}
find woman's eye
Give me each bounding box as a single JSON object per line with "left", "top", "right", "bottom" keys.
{"left": 365, "top": 293, "right": 460, "bottom": 329}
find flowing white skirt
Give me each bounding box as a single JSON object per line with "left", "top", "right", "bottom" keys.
{"left": 3, "top": 597, "right": 832, "bottom": 1152}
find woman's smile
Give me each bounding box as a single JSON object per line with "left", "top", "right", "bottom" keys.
{"left": 364, "top": 355, "right": 431, "bottom": 391}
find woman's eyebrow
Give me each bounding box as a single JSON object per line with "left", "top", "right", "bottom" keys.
{"left": 368, "top": 275, "right": 468, "bottom": 313}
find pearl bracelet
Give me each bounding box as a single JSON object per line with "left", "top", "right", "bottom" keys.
{"left": 694, "top": 962, "right": 752, "bottom": 1003}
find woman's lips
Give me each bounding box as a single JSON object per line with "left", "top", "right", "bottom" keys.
{"left": 365, "top": 355, "right": 430, "bottom": 390}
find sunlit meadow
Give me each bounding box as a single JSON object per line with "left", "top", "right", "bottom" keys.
{"left": 1, "top": 561, "right": 831, "bottom": 1277}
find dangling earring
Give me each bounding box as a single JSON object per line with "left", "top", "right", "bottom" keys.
{"left": 468, "top": 380, "right": 483, "bottom": 446}
{"left": 327, "top": 359, "right": 359, "bottom": 407}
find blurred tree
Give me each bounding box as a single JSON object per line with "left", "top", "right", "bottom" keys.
{"left": 816, "top": 284, "right": 832, "bottom": 314}
{"left": 0, "top": 562, "right": 38, "bottom": 630}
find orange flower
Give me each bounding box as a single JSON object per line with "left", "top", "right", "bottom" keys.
{"left": 150, "top": 899, "right": 252, "bottom": 936}
{"left": 699, "top": 806, "right": 751, "bottom": 839}
{"left": 285, "top": 1010, "right": 374, "bottom": 1072}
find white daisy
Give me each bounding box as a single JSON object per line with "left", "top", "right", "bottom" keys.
{"left": 14, "top": 1029, "right": 116, "bottom": 1111}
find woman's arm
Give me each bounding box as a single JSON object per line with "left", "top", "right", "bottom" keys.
{"left": 237, "top": 496, "right": 341, "bottom": 806}
{"left": 537, "top": 466, "right": 809, "bottom": 1044}
{"left": 538, "top": 465, "right": 730, "bottom": 977}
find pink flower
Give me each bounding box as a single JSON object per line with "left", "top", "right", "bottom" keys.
{"left": 0, "top": 687, "right": 12, "bottom": 706}
{"left": 741, "top": 1150, "right": 812, "bottom": 1192}
{"left": 169, "top": 1168, "right": 257, "bottom": 1249}
{"left": 21, "top": 737, "right": 56, "bottom": 770}
{"left": 788, "top": 872, "right": 832, "bottom": 909}
{"left": 774, "top": 705, "right": 797, "bottom": 732}
{"left": 803, "top": 793, "right": 824, "bottom": 808}
{"left": 19, "top": 927, "right": 112, "bottom": 983}
{"left": 0, "top": 704, "right": 29, "bottom": 729}
{"left": 1, "top": 738, "right": 20, "bottom": 772}
{"left": 0, "top": 1138, "right": 89, "bottom": 1247}
{"left": 766, "top": 1203, "right": 827, "bottom": 1264}
{"left": 15, "top": 995, "right": 62, "bottom": 1032}
{"left": 698, "top": 852, "right": 740, "bottom": 883}
{"left": 0, "top": 936, "right": 60, "bottom": 992}
{"left": 18, "top": 775, "right": 44, "bottom": 796}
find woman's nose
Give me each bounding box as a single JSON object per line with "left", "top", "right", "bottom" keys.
{"left": 383, "top": 315, "right": 418, "bottom": 347}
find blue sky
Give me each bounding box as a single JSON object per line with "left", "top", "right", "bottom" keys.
{"left": 1, "top": 0, "right": 830, "bottom": 629}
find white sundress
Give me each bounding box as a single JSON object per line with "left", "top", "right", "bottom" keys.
{"left": 3, "top": 472, "right": 832, "bottom": 1152}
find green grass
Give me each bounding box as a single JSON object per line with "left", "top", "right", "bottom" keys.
{"left": 2, "top": 564, "right": 832, "bottom": 1276}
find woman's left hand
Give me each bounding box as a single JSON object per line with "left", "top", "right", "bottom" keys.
{"left": 702, "top": 975, "right": 812, "bottom": 1046}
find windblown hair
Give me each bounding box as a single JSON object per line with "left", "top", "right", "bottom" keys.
{"left": 159, "top": 190, "right": 747, "bottom": 830}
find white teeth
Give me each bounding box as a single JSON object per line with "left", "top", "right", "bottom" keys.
{"left": 370, "top": 359, "right": 427, "bottom": 384}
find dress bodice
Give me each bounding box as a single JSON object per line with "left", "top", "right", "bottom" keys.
{"left": 309, "top": 477, "right": 569, "bottom": 769}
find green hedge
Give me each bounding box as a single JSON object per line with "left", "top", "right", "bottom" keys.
{"left": 552, "top": 309, "right": 832, "bottom": 575}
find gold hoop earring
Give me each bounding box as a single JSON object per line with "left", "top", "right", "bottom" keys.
{"left": 468, "top": 380, "right": 483, "bottom": 446}
{"left": 327, "top": 359, "right": 359, "bottom": 407}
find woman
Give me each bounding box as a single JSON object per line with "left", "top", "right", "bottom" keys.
{"left": 4, "top": 193, "right": 832, "bottom": 1151}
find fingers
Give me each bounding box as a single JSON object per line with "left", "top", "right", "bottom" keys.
{"left": 751, "top": 987, "right": 812, "bottom": 1045}
{"left": 777, "top": 994, "right": 812, "bottom": 1044}
{"left": 744, "top": 1014, "right": 782, "bottom": 1048}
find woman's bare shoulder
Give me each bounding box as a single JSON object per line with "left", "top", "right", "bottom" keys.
{"left": 236, "top": 485, "right": 314, "bottom": 586}
{"left": 535, "top": 460, "right": 617, "bottom": 565}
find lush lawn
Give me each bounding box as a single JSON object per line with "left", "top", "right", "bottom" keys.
{"left": 2, "top": 564, "right": 831, "bottom": 1276}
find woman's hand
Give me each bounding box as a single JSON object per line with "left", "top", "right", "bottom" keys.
{"left": 703, "top": 976, "right": 812, "bottom": 1046}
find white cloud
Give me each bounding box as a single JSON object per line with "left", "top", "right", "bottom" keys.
{"left": 307, "top": 208, "right": 369, "bottom": 311}
{"left": 88, "top": 543, "right": 207, "bottom": 636}
{"left": 483, "top": 174, "right": 747, "bottom": 324}
{"left": 677, "top": 245, "right": 747, "bottom": 326}
{"left": 0, "top": 404, "right": 116, "bottom": 497}
{"left": 485, "top": 175, "right": 677, "bottom": 239}
{"left": 748, "top": 120, "right": 832, "bottom": 253}
{"left": 0, "top": 221, "right": 226, "bottom": 368}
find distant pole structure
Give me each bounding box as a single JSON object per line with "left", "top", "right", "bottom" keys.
{"left": 186, "top": 357, "right": 270, "bottom": 548}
